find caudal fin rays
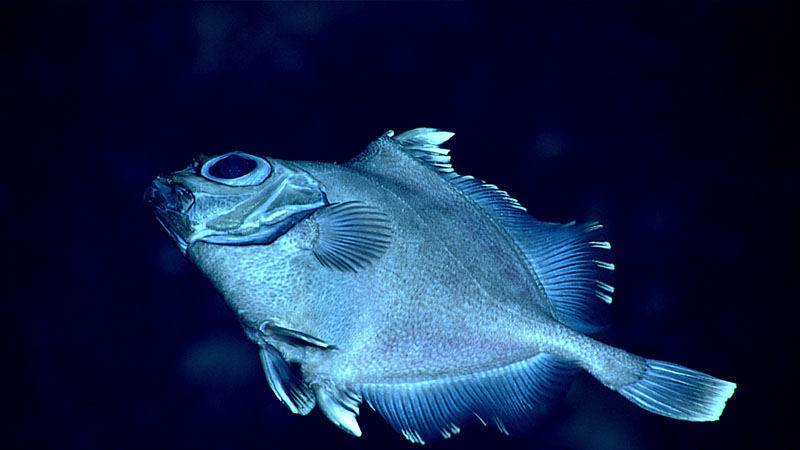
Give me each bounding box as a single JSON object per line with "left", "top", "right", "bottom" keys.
{"left": 617, "top": 359, "right": 736, "bottom": 422}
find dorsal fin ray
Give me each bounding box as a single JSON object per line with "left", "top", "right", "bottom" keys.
{"left": 392, "top": 128, "right": 614, "bottom": 333}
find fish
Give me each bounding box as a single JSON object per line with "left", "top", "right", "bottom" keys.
{"left": 145, "top": 128, "right": 736, "bottom": 444}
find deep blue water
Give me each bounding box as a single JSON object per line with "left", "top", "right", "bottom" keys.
{"left": 3, "top": 3, "right": 796, "bottom": 450}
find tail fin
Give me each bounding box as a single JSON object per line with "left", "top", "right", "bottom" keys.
{"left": 617, "top": 359, "right": 736, "bottom": 421}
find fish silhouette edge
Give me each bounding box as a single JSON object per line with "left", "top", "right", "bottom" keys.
{"left": 147, "top": 127, "right": 737, "bottom": 444}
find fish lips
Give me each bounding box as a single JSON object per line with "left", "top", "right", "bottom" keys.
{"left": 145, "top": 177, "right": 196, "bottom": 253}
{"left": 145, "top": 177, "right": 195, "bottom": 213}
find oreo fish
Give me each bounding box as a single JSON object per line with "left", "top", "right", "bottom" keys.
{"left": 146, "top": 129, "right": 736, "bottom": 443}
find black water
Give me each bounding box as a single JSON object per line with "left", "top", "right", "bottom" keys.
{"left": 4, "top": 3, "right": 795, "bottom": 450}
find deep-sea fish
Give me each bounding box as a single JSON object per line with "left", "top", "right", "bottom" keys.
{"left": 145, "top": 128, "right": 736, "bottom": 443}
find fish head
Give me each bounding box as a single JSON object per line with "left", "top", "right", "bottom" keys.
{"left": 145, "top": 151, "right": 328, "bottom": 255}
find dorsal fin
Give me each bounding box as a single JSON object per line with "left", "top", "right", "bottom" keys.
{"left": 392, "top": 128, "right": 457, "bottom": 177}
{"left": 392, "top": 128, "right": 615, "bottom": 333}
{"left": 510, "top": 219, "right": 614, "bottom": 333}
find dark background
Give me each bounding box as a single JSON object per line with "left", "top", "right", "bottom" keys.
{"left": 3, "top": 2, "right": 796, "bottom": 449}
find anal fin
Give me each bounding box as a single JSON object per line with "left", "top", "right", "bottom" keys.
{"left": 357, "top": 354, "right": 577, "bottom": 444}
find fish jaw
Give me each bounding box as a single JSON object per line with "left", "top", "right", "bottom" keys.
{"left": 145, "top": 176, "right": 196, "bottom": 254}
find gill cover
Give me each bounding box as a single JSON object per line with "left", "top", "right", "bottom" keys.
{"left": 191, "top": 153, "right": 329, "bottom": 247}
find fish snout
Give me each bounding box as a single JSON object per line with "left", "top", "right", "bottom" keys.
{"left": 145, "top": 177, "right": 195, "bottom": 214}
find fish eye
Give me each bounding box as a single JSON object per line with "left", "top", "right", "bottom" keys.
{"left": 200, "top": 152, "right": 272, "bottom": 186}
{"left": 209, "top": 154, "right": 256, "bottom": 179}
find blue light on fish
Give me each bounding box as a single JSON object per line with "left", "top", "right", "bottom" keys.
{"left": 146, "top": 128, "right": 736, "bottom": 444}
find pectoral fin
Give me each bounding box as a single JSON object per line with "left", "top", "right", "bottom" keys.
{"left": 310, "top": 201, "right": 392, "bottom": 272}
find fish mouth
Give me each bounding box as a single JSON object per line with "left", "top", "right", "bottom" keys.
{"left": 145, "top": 177, "right": 195, "bottom": 254}
{"left": 145, "top": 177, "right": 195, "bottom": 214}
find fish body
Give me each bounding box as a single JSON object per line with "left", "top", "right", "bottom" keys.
{"left": 146, "top": 129, "right": 735, "bottom": 443}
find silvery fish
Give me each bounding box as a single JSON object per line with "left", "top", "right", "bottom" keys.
{"left": 145, "top": 128, "right": 736, "bottom": 444}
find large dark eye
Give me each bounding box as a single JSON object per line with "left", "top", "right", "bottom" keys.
{"left": 208, "top": 154, "right": 257, "bottom": 179}
{"left": 200, "top": 152, "right": 272, "bottom": 187}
